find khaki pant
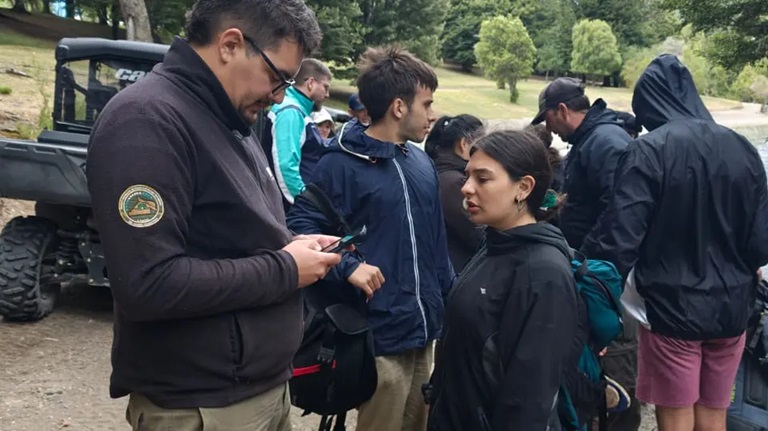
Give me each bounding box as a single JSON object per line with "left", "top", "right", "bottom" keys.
{"left": 126, "top": 383, "right": 291, "bottom": 431}
{"left": 356, "top": 343, "right": 434, "bottom": 431}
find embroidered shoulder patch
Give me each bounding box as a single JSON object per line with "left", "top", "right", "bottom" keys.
{"left": 118, "top": 185, "right": 165, "bottom": 228}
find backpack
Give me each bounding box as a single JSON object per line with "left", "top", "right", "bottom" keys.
{"left": 289, "top": 184, "right": 378, "bottom": 431}
{"left": 558, "top": 250, "right": 624, "bottom": 431}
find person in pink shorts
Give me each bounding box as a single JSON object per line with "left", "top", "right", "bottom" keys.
{"left": 581, "top": 55, "right": 768, "bottom": 431}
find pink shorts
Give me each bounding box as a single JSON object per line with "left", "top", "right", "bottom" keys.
{"left": 636, "top": 325, "right": 745, "bottom": 409}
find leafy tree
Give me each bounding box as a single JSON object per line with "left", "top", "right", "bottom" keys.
{"left": 474, "top": 15, "right": 536, "bottom": 102}
{"left": 731, "top": 60, "right": 768, "bottom": 102}
{"left": 571, "top": 19, "right": 622, "bottom": 82}
{"left": 525, "top": 0, "right": 576, "bottom": 77}
{"left": 358, "top": 0, "right": 449, "bottom": 66}
{"left": 660, "top": 0, "right": 768, "bottom": 70}
{"left": 440, "top": 0, "right": 534, "bottom": 71}
{"left": 305, "top": 0, "right": 365, "bottom": 64}
{"left": 575, "top": 0, "right": 650, "bottom": 48}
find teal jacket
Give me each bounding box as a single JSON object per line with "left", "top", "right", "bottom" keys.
{"left": 268, "top": 87, "right": 327, "bottom": 203}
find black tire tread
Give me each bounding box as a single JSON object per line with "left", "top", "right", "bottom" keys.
{"left": 0, "top": 217, "right": 60, "bottom": 321}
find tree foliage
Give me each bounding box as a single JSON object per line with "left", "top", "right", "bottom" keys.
{"left": 305, "top": 0, "right": 365, "bottom": 64}
{"left": 358, "top": 0, "right": 449, "bottom": 66}
{"left": 524, "top": 0, "right": 576, "bottom": 77}
{"left": 440, "top": 0, "right": 535, "bottom": 71}
{"left": 660, "top": 0, "right": 768, "bottom": 70}
{"left": 474, "top": 15, "right": 536, "bottom": 102}
{"left": 570, "top": 19, "right": 622, "bottom": 79}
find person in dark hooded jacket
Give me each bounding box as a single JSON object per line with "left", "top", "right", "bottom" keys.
{"left": 582, "top": 54, "right": 768, "bottom": 431}
{"left": 427, "top": 129, "right": 580, "bottom": 431}
{"left": 425, "top": 114, "right": 485, "bottom": 274}
{"left": 531, "top": 77, "right": 632, "bottom": 249}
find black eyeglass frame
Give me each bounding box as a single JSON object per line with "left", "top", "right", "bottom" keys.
{"left": 242, "top": 34, "right": 295, "bottom": 94}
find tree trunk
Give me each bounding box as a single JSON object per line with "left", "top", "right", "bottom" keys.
{"left": 508, "top": 78, "right": 519, "bottom": 103}
{"left": 98, "top": 5, "right": 109, "bottom": 25}
{"left": 111, "top": 4, "right": 121, "bottom": 40}
{"left": 602, "top": 75, "right": 611, "bottom": 87}
{"left": 42, "top": 0, "right": 52, "bottom": 14}
{"left": 65, "top": 0, "right": 75, "bottom": 18}
{"left": 11, "top": 0, "right": 27, "bottom": 12}
{"left": 119, "top": 0, "right": 152, "bottom": 42}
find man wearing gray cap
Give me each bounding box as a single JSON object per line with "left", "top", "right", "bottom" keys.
{"left": 532, "top": 77, "right": 638, "bottom": 431}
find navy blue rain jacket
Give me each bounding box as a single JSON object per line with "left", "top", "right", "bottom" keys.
{"left": 561, "top": 99, "right": 632, "bottom": 249}
{"left": 287, "top": 120, "right": 455, "bottom": 356}
{"left": 582, "top": 54, "right": 768, "bottom": 340}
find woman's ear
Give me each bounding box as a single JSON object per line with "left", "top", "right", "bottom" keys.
{"left": 518, "top": 175, "right": 536, "bottom": 199}
{"left": 457, "top": 138, "right": 471, "bottom": 160}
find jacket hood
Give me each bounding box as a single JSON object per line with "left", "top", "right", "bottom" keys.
{"left": 486, "top": 222, "right": 571, "bottom": 259}
{"left": 329, "top": 119, "right": 407, "bottom": 161}
{"left": 631, "top": 54, "right": 714, "bottom": 132}
{"left": 433, "top": 148, "right": 468, "bottom": 174}
{"left": 568, "top": 99, "right": 625, "bottom": 146}
{"left": 155, "top": 37, "right": 252, "bottom": 136}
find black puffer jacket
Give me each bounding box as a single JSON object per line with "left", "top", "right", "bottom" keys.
{"left": 561, "top": 100, "right": 632, "bottom": 249}
{"left": 434, "top": 149, "right": 483, "bottom": 273}
{"left": 428, "top": 223, "right": 580, "bottom": 431}
{"left": 582, "top": 54, "right": 768, "bottom": 340}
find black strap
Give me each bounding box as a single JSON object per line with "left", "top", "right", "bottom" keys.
{"left": 298, "top": 183, "right": 352, "bottom": 235}
{"left": 318, "top": 412, "right": 347, "bottom": 431}
{"left": 333, "top": 412, "right": 347, "bottom": 431}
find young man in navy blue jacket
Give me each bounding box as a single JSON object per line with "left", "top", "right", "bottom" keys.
{"left": 287, "top": 46, "right": 454, "bottom": 431}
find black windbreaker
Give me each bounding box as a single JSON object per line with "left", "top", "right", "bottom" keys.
{"left": 582, "top": 54, "right": 768, "bottom": 340}
{"left": 428, "top": 223, "right": 580, "bottom": 431}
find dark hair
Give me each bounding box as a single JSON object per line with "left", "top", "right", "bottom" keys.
{"left": 471, "top": 130, "right": 565, "bottom": 221}
{"left": 356, "top": 45, "right": 438, "bottom": 123}
{"left": 523, "top": 123, "right": 562, "bottom": 179}
{"left": 185, "top": 0, "right": 322, "bottom": 56}
{"left": 425, "top": 114, "right": 484, "bottom": 160}
{"left": 295, "top": 58, "right": 332, "bottom": 84}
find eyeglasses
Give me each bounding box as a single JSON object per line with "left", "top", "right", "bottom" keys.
{"left": 242, "top": 34, "right": 295, "bottom": 95}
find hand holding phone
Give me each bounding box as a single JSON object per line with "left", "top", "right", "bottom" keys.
{"left": 321, "top": 225, "right": 367, "bottom": 253}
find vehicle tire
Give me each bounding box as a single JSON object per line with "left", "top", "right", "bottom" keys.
{"left": 0, "top": 216, "right": 61, "bottom": 321}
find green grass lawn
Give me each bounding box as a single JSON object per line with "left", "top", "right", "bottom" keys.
{"left": 331, "top": 67, "right": 743, "bottom": 121}
{"left": 0, "top": 15, "right": 744, "bottom": 126}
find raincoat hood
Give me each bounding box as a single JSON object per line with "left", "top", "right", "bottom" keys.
{"left": 631, "top": 54, "right": 714, "bottom": 132}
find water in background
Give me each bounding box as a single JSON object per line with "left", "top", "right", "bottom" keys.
{"left": 733, "top": 125, "right": 768, "bottom": 172}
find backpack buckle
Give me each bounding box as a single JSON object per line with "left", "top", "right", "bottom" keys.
{"left": 318, "top": 346, "right": 335, "bottom": 364}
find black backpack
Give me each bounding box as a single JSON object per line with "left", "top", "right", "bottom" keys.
{"left": 289, "top": 184, "right": 378, "bottom": 431}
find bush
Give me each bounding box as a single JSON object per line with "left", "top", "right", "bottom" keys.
{"left": 0, "top": 86, "right": 11, "bottom": 95}
{"left": 732, "top": 63, "right": 768, "bottom": 102}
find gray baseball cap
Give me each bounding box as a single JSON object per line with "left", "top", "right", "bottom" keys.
{"left": 531, "top": 77, "right": 586, "bottom": 125}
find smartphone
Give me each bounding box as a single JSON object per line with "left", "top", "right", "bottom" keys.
{"left": 321, "top": 225, "right": 367, "bottom": 253}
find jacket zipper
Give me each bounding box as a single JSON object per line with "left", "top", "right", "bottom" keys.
{"left": 392, "top": 158, "right": 428, "bottom": 342}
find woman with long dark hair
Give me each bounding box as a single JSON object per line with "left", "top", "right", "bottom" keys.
{"left": 427, "top": 130, "right": 580, "bottom": 431}
{"left": 424, "top": 114, "right": 485, "bottom": 273}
